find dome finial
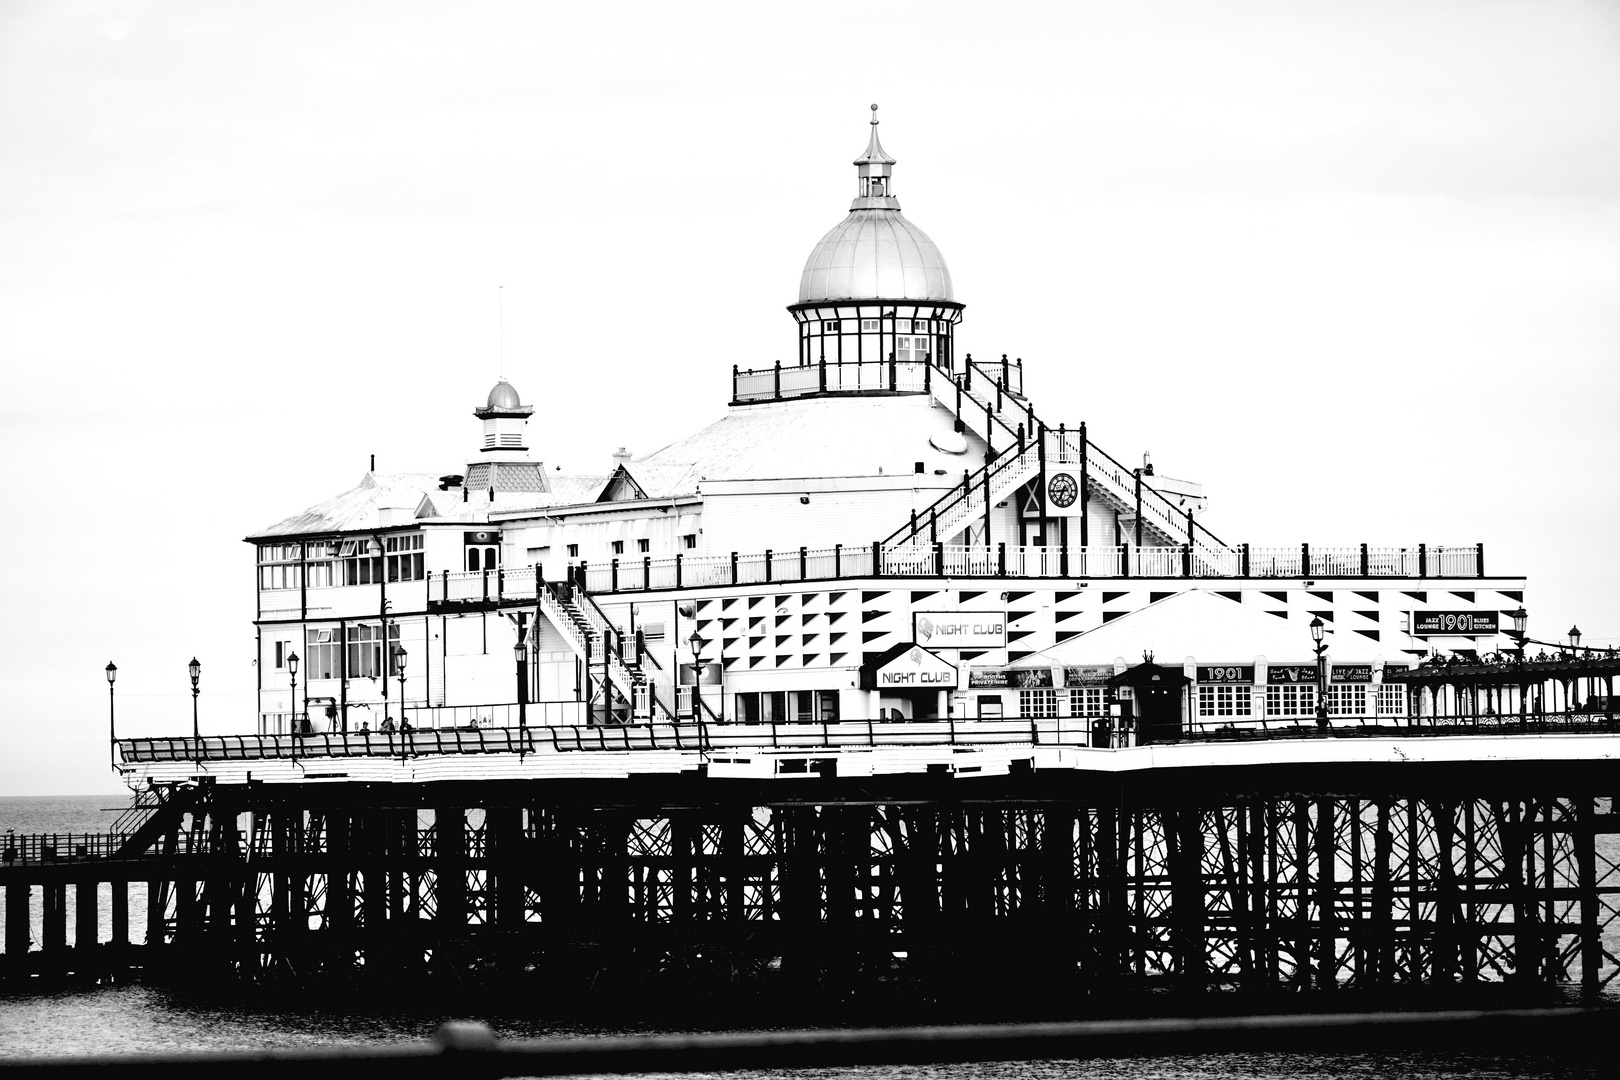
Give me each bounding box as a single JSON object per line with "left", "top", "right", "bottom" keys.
{"left": 871, "top": 103, "right": 879, "bottom": 124}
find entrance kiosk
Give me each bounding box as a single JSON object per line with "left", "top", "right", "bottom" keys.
{"left": 1109, "top": 662, "right": 1191, "bottom": 745}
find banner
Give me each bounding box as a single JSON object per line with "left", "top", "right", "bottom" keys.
{"left": 1197, "top": 665, "right": 1255, "bottom": 684}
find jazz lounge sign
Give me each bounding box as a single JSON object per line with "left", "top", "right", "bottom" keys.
{"left": 913, "top": 611, "right": 1007, "bottom": 650}
{"left": 1413, "top": 611, "right": 1500, "bottom": 636}
{"left": 861, "top": 645, "right": 960, "bottom": 691}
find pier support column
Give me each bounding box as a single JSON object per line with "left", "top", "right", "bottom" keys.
{"left": 110, "top": 879, "right": 128, "bottom": 949}
{"left": 74, "top": 879, "right": 99, "bottom": 958}
{"left": 43, "top": 882, "right": 67, "bottom": 953}
{"left": 5, "top": 883, "right": 30, "bottom": 968}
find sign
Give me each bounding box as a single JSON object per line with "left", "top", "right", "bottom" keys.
{"left": 1331, "top": 665, "right": 1374, "bottom": 684}
{"left": 678, "top": 662, "right": 722, "bottom": 686}
{"left": 863, "top": 646, "right": 958, "bottom": 691}
{"left": 1267, "top": 664, "right": 1318, "bottom": 684}
{"left": 913, "top": 611, "right": 1007, "bottom": 649}
{"left": 1413, "top": 611, "right": 1500, "bottom": 636}
{"left": 1064, "top": 665, "right": 1113, "bottom": 687}
{"left": 1197, "top": 665, "right": 1255, "bottom": 684}
{"left": 968, "top": 668, "right": 1010, "bottom": 689}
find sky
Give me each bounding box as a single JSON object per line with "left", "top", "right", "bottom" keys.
{"left": 2, "top": 1, "right": 1617, "bottom": 795}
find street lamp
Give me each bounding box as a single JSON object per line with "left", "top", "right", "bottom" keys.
{"left": 1507, "top": 606, "right": 1529, "bottom": 659}
{"left": 689, "top": 631, "right": 710, "bottom": 750}
{"left": 392, "top": 643, "right": 408, "bottom": 760}
{"left": 105, "top": 662, "right": 117, "bottom": 763}
{"left": 513, "top": 638, "right": 529, "bottom": 756}
{"left": 1570, "top": 625, "right": 1583, "bottom": 652}
{"left": 188, "top": 657, "right": 202, "bottom": 766}
{"left": 286, "top": 651, "right": 299, "bottom": 766}
{"left": 1309, "top": 616, "right": 1329, "bottom": 730}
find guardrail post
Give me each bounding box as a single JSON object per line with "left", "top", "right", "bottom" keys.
{"left": 924, "top": 353, "right": 931, "bottom": 393}
{"left": 819, "top": 356, "right": 826, "bottom": 393}
{"left": 731, "top": 551, "right": 739, "bottom": 585}
{"left": 675, "top": 553, "right": 683, "bottom": 588}
{"left": 985, "top": 400, "right": 994, "bottom": 449}
{"left": 1301, "top": 542, "right": 1311, "bottom": 577}
{"left": 929, "top": 508, "right": 938, "bottom": 543}
{"left": 910, "top": 509, "right": 918, "bottom": 541}
{"left": 964, "top": 352, "right": 972, "bottom": 390}
{"left": 1017, "top": 422, "right": 1025, "bottom": 452}
{"left": 1241, "top": 542, "right": 1250, "bottom": 577}
{"left": 773, "top": 360, "right": 781, "bottom": 400}
{"left": 872, "top": 539, "right": 882, "bottom": 577}
{"left": 1060, "top": 543, "right": 1069, "bottom": 578}
{"left": 834, "top": 543, "right": 842, "bottom": 577}
{"left": 1360, "top": 543, "right": 1370, "bottom": 577}
{"left": 1078, "top": 420, "right": 1090, "bottom": 547}
{"left": 1476, "top": 542, "right": 1484, "bottom": 578}
{"left": 731, "top": 364, "right": 739, "bottom": 403}
{"left": 800, "top": 545, "right": 808, "bottom": 580}
{"left": 611, "top": 558, "right": 619, "bottom": 592}
{"left": 955, "top": 379, "right": 962, "bottom": 422}
{"left": 889, "top": 351, "right": 897, "bottom": 391}
{"left": 642, "top": 555, "right": 651, "bottom": 589}
{"left": 1001, "top": 352, "right": 1009, "bottom": 389}
{"left": 1134, "top": 469, "right": 1143, "bottom": 547}
{"left": 1122, "top": 540, "right": 1131, "bottom": 577}
{"left": 765, "top": 549, "right": 773, "bottom": 583}
{"left": 1419, "top": 543, "right": 1427, "bottom": 577}
{"left": 997, "top": 541, "right": 1007, "bottom": 577}
{"left": 498, "top": 566, "right": 506, "bottom": 600}
{"left": 1183, "top": 543, "right": 1192, "bottom": 577}
{"left": 934, "top": 541, "right": 944, "bottom": 576}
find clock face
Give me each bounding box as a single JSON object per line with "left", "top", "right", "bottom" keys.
{"left": 1049, "top": 472, "right": 1078, "bottom": 508}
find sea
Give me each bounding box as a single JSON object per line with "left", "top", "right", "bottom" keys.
{"left": 0, "top": 795, "right": 1603, "bottom": 1077}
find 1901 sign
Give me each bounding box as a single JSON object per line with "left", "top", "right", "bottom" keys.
{"left": 1413, "top": 611, "right": 1499, "bottom": 636}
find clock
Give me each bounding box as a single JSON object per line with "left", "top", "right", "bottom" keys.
{"left": 1049, "top": 472, "right": 1078, "bottom": 509}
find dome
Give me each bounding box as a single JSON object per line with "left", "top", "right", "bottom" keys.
{"left": 798, "top": 210, "right": 954, "bottom": 304}
{"left": 486, "top": 380, "right": 522, "bottom": 409}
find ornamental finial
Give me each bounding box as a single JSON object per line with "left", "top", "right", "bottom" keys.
{"left": 871, "top": 103, "right": 879, "bottom": 124}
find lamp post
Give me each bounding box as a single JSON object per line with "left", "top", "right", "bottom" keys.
{"left": 514, "top": 638, "right": 528, "bottom": 756}
{"left": 105, "top": 662, "right": 117, "bottom": 763}
{"left": 1570, "top": 625, "right": 1583, "bottom": 652}
{"left": 286, "top": 651, "right": 299, "bottom": 765}
{"left": 1507, "top": 606, "right": 1529, "bottom": 721}
{"left": 1310, "top": 616, "right": 1329, "bottom": 730}
{"left": 188, "top": 657, "right": 202, "bottom": 766}
{"left": 392, "top": 643, "right": 408, "bottom": 761}
{"left": 689, "top": 631, "right": 710, "bottom": 750}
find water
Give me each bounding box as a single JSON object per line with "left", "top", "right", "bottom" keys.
{"left": 0, "top": 796, "right": 1605, "bottom": 1076}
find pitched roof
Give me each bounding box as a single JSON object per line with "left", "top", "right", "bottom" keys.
{"left": 1007, "top": 589, "right": 1385, "bottom": 668}
{"left": 248, "top": 473, "right": 442, "bottom": 539}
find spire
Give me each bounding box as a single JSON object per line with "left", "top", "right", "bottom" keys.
{"left": 851, "top": 103, "right": 900, "bottom": 211}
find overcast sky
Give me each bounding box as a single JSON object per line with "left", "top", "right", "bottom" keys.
{"left": 2, "top": 1, "right": 1618, "bottom": 796}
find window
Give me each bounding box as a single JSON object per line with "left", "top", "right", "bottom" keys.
{"left": 637, "top": 538, "right": 650, "bottom": 554}
{"left": 612, "top": 540, "right": 625, "bottom": 556}
{"left": 822, "top": 319, "right": 840, "bottom": 333}
{"left": 567, "top": 544, "right": 579, "bottom": 559}
{"left": 1020, "top": 688, "right": 1060, "bottom": 718}
{"left": 977, "top": 697, "right": 1004, "bottom": 719}
{"left": 683, "top": 533, "right": 697, "bottom": 550}
{"left": 861, "top": 319, "right": 880, "bottom": 332}
{"left": 273, "top": 640, "right": 290, "bottom": 669}
{"left": 1070, "top": 687, "right": 1106, "bottom": 716}
{"left": 1265, "top": 684, "right": 1318, "bottom": 718}
{"left": 1327, "top": 684, "right": 1369, "bottom": 717}
{"left": 1377, "top": 683, "right": 1405, "bottom": 716}
{"left": 257, "top": 543, "right": 303, "bottom": 591}
{"left": 1198, "top": 684, "right": 1251, "bottom": 718}
{"left": 384, "top": 533, "right": 425, "bottom": 582}
{"left": 322, "top": 622, "right": 402, "bottom": 680}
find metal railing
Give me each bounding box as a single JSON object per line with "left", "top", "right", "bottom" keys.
{"left": 430, "top": 539, "right": 1483, "bottom": 605}
{"left": 732, "top": 358, "right": 931, "bottom": 404}
{"left": 0, "top": 831, "right": 133, "bottom": 865}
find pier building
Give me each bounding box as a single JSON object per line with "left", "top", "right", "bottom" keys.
{"left": 4, "top": 108, "right": 1616, "bottom": 1006}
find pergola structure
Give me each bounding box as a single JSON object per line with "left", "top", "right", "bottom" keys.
{"left": 1388, "top": 651, "right": 1620, "bottom": 725}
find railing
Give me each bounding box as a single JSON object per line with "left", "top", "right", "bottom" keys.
{"left": 0, "top": 831, "right": 134, "bottom": 864}
{"left": 112, "top": 709, "right": 1620, "bottom": 769}
{"left": 431, "top": 540, "right": 1483, "bottom": 605}
{"left": 732, "top": 358, "right": 931, "bottom": 404}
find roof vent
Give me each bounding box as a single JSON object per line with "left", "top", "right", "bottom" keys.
{"left": 439, "top": 474, "right": 464, "bottom": 490}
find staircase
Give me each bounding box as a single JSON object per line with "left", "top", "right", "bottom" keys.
{"left": 539, "top": 581, "right": 676, "bottom": 723}
{"left": 111, "top": 785, "right": 197, "bottom": 860}
{"left": 877, "top": 354, "right": 1233, "bottom": 574}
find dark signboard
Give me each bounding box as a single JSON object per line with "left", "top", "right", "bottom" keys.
{"left": 1197, "top": 665, "right": 1255, "bottom": 684}
{"left": 1413, "top": 611, "right": 1499, "bottom": 636}
{"left": 1064, "top": 665, "right": 1114, "bottom": 687}
{"left": 1267, "top": 664, "right": 1318, "bottom": 684}
{"left": 1331, "top": 665, "right": 1374, "bottom": 683}
{"left": 968, "top": 668, "right": 1010, "bottom": 689}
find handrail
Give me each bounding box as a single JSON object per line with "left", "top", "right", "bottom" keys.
{"left": 569, "top": 582, "right": 679, "bottom": 723}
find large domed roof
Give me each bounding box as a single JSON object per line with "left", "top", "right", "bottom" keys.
{"left": 798, "top": 211, "right": 954, "bottom": 303}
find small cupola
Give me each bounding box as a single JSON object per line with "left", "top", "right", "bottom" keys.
{"left": 851, "top": 103, "right": 899, "bottom": 210}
